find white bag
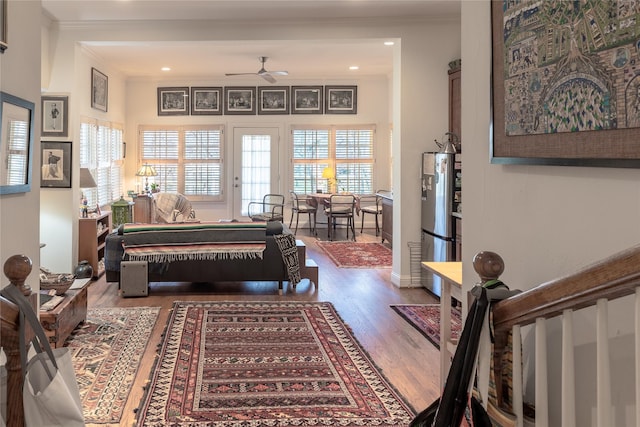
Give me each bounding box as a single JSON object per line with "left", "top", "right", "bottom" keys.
{"left": 1, "top": 285, "right": 85, "bottom": 427}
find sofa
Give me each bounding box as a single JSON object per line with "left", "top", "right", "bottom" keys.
{"left": 105, "top": 220, "right": 301, "bottom": 292}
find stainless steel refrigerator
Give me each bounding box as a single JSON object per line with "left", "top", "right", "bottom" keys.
{"left": 421, "top": 150, "right": 458, "bottom": 297}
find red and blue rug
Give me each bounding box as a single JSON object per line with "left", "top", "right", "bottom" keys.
{"left": 391, "top": 304, "right": 462, "bottom": 350}
{"left": 316, "top": 241, "right": 392, "bottom": 268}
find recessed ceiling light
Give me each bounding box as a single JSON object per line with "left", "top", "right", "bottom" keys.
{"left": 349, "top": 66, "right": 359, "bottom": 71}
{"left": 161, "top": 67, "right": 171, "bottom": 72}
{"left": 384, "top": 41, "right": 395, "bottom": 46}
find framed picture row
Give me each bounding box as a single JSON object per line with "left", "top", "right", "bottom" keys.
{"left": 157, "top": 85, "right": 357, "bottom": 116}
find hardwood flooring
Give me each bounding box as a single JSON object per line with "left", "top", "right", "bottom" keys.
{"left": 85, "top": 227, "right": 441, "bottom": 426}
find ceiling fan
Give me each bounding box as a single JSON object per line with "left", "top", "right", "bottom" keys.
{"left": 225, "top": 56, "right": 289, "bottom": 84}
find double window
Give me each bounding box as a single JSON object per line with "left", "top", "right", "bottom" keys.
{"left": 79, "top": 118, "right": 124, "bottom": 207}
{"left": 138, "top": 125, "right": 224, "bottom": 201}
{"left": 292, "top": 125, "right": 375, "bottom": 194}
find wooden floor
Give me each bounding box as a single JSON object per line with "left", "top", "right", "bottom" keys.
{"left": 85, "top": 226, "right": 442, "bottom": 427}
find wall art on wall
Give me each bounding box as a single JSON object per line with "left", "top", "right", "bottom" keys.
{"left": 491, "top": 1, "right": 640, "bottom": 168}
{"left": 41, "top": 95, "right": 68, "bottom": 138}
{"left": 157, "top": 87, "right": 189, "bottom": 116}
{"left": 0, "top": 0, "right": 7, "bottom": 53}
{"left": 191, "top": 86, "right": 222, "bottom": 115}
{"left": 258, "top": 86, "right": 290, "bottom": 115}
{"left": 291, "top": 86, "right": 323, "bottom": 114}
{"left": 224, "top": 87, "right": 256, "bottom": 115}
{"left": 91, "top": 67, "right": 108, "bottom": 112}
{"left": 0, "top": 92, "right": 34, "bottom": 194}
{"left": 325, "top": 85, "right": 357, "bottom": 114}
{"left": 41, "top": 141, "right": 71, "bottom": 188}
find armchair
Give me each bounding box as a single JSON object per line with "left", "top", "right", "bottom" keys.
{"left": 248, "top": 193, "right": 285, "bottom": 222}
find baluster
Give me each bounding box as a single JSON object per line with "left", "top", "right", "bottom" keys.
{"left": 561, "top": 309, "right": 576, "bottom": 427}
{"left": 596, "top": 298, "right": 611, "bottom": 427}
{"left": 535, "top": 318, "right": 548, "bottom": 427}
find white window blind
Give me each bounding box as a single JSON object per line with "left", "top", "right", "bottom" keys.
{"left": 79, "top": 118, "right": 124, "bottom": 208}
{"left": 139, "top": 125, "right": 223, "bottom": 201}
{"left": 6, "top": 119, "right": 29, "bottom": 185}
{"left": 292, "top": 125, "right": 374, "bottom": 194}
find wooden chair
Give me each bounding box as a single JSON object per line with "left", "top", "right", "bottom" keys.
{"left": 289, "top": 191, "right": 317, "bottom": 235}
{"left": 324, "top": 194, "right": 356, "bottom": 241}
{"left": 248, "top": 194, "right": 285, "bottom": 222}
{"left": 358, "top": 193, "right": 382, "bottom": 236}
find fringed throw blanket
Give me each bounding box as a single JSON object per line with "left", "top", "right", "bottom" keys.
{"left": 274, "top": 233, "right": 301, "bottom": 285}
{"left": 123, "top": 222, "right": 267, "bottom": 263}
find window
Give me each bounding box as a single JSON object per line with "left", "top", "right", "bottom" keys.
{"left": 79, "top": 118, "right": 124, "bottom": 207}
{"left": 292, "top": 125, "right": 374, "bottom": 194}
{"left": 138, "top": 125, "right": 223, "bottom": 201}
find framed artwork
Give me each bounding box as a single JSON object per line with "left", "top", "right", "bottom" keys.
{"left": 91, "top": 67, "right": 108, "bottom": 112}
{"left": 41, "top": 95, "right": 68, "bottom": 138}
{"left": 190, "top": 86, "right": 222, "bottom": 115}
{"left": 258, "top": 86, "right": 290, "bottom": 115}
{"left": 291, "top": 86, "right": 323, "bottom": 114}
{"left": 0, "top": 92, "right": 34, "bottom": 194}
{"left": 0, "top": 0, "right": 7, "bottom": 53}
{"left": 157, "top": 87, "right": 189, "bottom": 116}
{"left": 224, "top": 87, "right": 256, "bottom": 115}
{"left": 40, "top": 141, "right": 71, "bottom": 188}
{"left": 325, "top": 85, "right": 357, "bottom": 114}
{"left": 491, "top": 2, "right": 640, "bottom": 168}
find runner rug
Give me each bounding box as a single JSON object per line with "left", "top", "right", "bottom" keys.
{"left": 64, "top": 306, "right": 160, "bottom": 424}
{"left": 390, "top": 304, "right": 462, "bottom": 350}
{"left": 136, "top": 301, "right": 415, "bottom": 426}
{"left": 316, "top": 241, "right": 392, "bottom": 268}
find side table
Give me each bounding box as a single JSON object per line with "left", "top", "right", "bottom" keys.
{"left": 39, "top": 280, "right": 90, "bottom": 348}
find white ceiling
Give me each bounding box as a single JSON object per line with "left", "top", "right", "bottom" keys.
{"left": 41, "top": 0, "right": 461, "bottom": 81}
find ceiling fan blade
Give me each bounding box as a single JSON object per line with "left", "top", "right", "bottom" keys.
{"left": 260, "top": 73, "right": 277, "bottom": 84}
{"left": 225, "top": 72, "right": 258, "bottom": 76}
{"left": 268, "top": 71, "right": 288, "bottom": 76}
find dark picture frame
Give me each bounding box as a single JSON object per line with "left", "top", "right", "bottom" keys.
{"left": 190, "top": 86, "right": 222, "bottom": 115}
{"left": 291, "top": 86, "right": 323, "bottom": 114}
{"left": 0, "top": 92, "right": 34, "bottom": 194}
{"left": 258, "top": 86, "right": 290, "bottom": 115}
{"left": 0, "top": 0, "right": 7, "bottom": 53}
{"left": 157, "top": 87, "right": 189, "bottom": 116}
{"left": 41, "top": 95, "right": 68, "bottom": 138}
{"left": 224, "top": 86, "right": 256, "bottom": 115}
{"left": 91, "top": 67, "right": 108, "bottom": 112}
{"left": 325, "top": 85, "right": 357, "bottom": 114}
{"left": 491, "top": 2, "right": 640, "bottom": 168}
{"left": 41, "top": 141, "right": 71, "bottom": 188}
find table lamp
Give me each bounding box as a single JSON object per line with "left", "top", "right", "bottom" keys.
{"left": 322, "top": 167, "right": 335, "bottom": 193}
{"left": 136, "top": 163, "right": 157, "bottom": 195}
{"left": 79, "top": 168, "right": 97, "bottom": 218}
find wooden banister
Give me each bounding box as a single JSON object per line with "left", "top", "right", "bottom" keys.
{"left": 1, "top": 254, "right": 35, "bottom": 427}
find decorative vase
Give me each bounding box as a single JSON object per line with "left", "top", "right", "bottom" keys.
{"left": 74, "top": 260, "right": 93, "bottom": 279}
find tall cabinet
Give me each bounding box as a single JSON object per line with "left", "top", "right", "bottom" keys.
{"left": 78, "top": 212, "right": 111, "bottom": 278}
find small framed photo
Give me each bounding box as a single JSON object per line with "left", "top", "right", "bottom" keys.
{"left": 190, "top": 87, "right": 222, "bottom": 115}
{"left": 224, "top": 86, "right": 256, "bottom": 115}
{"left": 258, "top": 86, "right": 290, "bottom": 115}
{"left": 291, "top": 86, "right": 323, "bottom": 114}
{"left": 91, "top": 67, "right": 108, "bottom": 112}
{"left": 325, "top": 85, "right": 357, "bottom": 114}
{"left": 41, "top": 141, "right": 71, "bottom": 188}
{"left": 157, "top": 87, "right": 189, "bottom": 116}
{"left": 41, "top": 95, "right": 68, "bottom": 137}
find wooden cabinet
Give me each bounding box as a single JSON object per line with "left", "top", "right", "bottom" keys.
{"left": 40, "top": 281, "right": 89, "bottom": 347}
{"left": 78, "top": 212, "right": 111, "bottom": 278}
{"left": 133, "top": 194, "right": 154, "bottom": 223}
{"left": 380, "top": 196, "right": 393, "bottom": 247}
{"left": 448, "top": 67, "right": 461, "bottom": 142}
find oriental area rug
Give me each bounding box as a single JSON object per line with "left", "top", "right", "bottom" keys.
{"left": 390, "top": 304, "right": 461, "bottom": 350}
{"left": 316, "top": 241, "right": 392, "bottom": 268}
{"left": 64, "top": 306, "right": 160, "bottom": 424}
{"left": 136, "top": 301, "right": 415, "bottom": 426}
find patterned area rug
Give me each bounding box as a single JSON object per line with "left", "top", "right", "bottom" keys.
{"left": 316, "top": 241, "right": 392, "bottom": 268}
{"left": 137, "top": 301, "right": 415, "bottom": 426}
{"left": 64, "top": 307, "right": 160, "bottom": 424}
{"left": 390, "top": 304, "right": 462, "bottom": 349}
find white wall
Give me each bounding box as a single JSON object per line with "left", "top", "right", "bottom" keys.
{"left": 0, "top": 1, "right": 41, "bottom": 290}
{"left": 462, "top": 1, "right": 639, "bottom": 424}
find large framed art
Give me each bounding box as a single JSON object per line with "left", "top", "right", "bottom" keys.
{"left": 258, "top": 86, "right": 290, "bottom": 115}
{"left": 325, "top": 85, "right": 357, "bottom": 114}
{"left": 224, "top": 87, "right": 256, "bottom": 115}
{"left": 291, "top": 86, "right": 323, "bottom": 114}
{"left": 491, "top": 2, "right": 640, "bottom": 168}
{"left": 191, "top": 86, "right": 222, "bottom": 115}
{"left": 41, "top": 95, "right": 68, "bottom": 138}
{"left": 91, "top": 68, "right": 108, "bottom": 112}
{"left": 41, "top": 141, "right": 71, "bottom": 188}
{"left": 158, "top": 87, "right": 189, "bottom": 116}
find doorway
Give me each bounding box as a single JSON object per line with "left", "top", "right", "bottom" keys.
{"left": 232, "top": 127, "right": 280, "bottom": 219}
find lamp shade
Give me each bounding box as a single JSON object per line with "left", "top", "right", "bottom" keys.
{"left": 321, "top": 167, "right": 335, "bottom": 180}
{"left": 79, "top": 168, "right": 97, "bottom": 188}
{"left": 136, "top": 164, "right": 157, "bottom": 177}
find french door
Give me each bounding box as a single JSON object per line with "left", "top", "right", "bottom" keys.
{"left": 232, "top": 127, "right": 280, "bottom": 219}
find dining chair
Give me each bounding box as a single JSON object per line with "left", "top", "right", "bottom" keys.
{"left": 289, "top": 191, "right": 317, "bottom": 235}
{"left": 248, "top": 193, "right": 285, "bottom": 222}
{"left": 324, "top": 194, "right": 356, "bottom": 241}
{"left": 358, "top": 193, "right": 382, "bottom": 236}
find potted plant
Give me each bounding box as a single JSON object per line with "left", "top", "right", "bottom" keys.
{"left": 150, "top": 183, "right": 160, "bottom": 193}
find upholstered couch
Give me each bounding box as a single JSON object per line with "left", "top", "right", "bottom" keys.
{"left": 105, "top": 221, "right": 301, "bottom": 292}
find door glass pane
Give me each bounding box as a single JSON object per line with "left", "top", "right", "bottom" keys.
{"left": 241, "top": 135, "right": 270, "bottom": 216}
